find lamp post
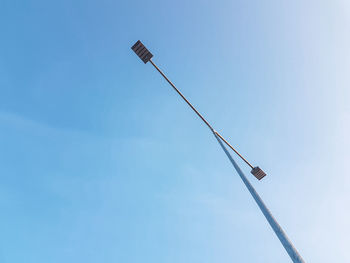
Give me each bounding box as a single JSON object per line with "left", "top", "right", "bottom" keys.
{"left": 131, "top": 40, "right": 265, "bottom": 180}
{"left": 131, "top": 40, "right": 305, "bottom": 262}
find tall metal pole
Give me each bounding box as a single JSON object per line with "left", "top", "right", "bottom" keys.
{"left": 131, "top": 40, "right": 305, "bottom": 262}
{"left": 213, "top": 131, "right": 305, "bottom": 263}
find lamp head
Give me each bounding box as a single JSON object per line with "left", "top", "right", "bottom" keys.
{"left": 251, "top": 166, "right": 266, "bottom": 180}
{"left": 131, "top": 40, "right": 153, "bottom": 64}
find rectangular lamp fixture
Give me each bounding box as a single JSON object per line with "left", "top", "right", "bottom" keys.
{"left": 251, "top": 167, "right": 266, "bottom": 180}
{"left": 131, "top": 40, "right": 153, "bottom": 64}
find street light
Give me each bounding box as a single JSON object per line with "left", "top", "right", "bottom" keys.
{"left": 131, "top": 40, "right": 305, "bottom": 263}
{"left": 131, "top": 40, "right": 266, "bottom": 181}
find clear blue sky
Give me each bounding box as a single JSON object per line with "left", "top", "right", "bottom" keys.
{"left": 1, "top": 0, "right": 349, "bottom": 262}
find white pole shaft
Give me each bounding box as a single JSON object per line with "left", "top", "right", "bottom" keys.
{"left": 213, "top": 131, "right": 305, "bottom": 263}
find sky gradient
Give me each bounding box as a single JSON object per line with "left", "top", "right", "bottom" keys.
{"left": 1, "top": 0, "right": 350, "bottom": 262}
